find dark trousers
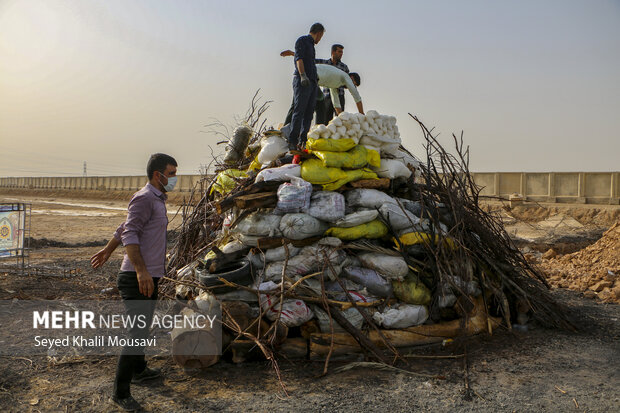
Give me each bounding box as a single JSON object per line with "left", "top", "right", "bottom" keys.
{"left": 289, "top": 76, "right": 318, "bottom": 150}
{"left": 113, "top": 271, "right": 159, "bottom": 398}
{"left": 285, "top": 88, "right": 324, "bottom": 126}
{"left": 317, "top": 93, "right": 345, "bottom": 125}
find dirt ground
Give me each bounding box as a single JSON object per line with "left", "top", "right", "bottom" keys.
{"left": 0, "top": 192, "right": 619, "bottom": 412}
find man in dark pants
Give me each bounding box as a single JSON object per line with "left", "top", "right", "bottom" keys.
{"left": 91, "top": 153, "right": 178, "bottom": 412}
{"left": 288, "top": 22, "right": 324, "bottom": 150}
{"left": 281, "top": 43, "right": 349, "bottom": 125}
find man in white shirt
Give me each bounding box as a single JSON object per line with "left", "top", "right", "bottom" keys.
{"left": 283, "top": 64, "right": 364, "bottom": 125}
{"left": 316, "top": 63, "right": 364, "bottom": 116}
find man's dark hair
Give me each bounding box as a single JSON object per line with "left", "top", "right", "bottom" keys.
{"left": 147, "top": 153, "right": 177, "bottom": 179}
{"left": 309, "top": 23, "right": 325, "bottom": 34}
{"left": 331, "top": 44, "right": 344, "bottom": 53}
{"left": 350, "top": 72, "right": 361, "bottom": 87}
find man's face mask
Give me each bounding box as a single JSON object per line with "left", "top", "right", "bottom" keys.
{"left": 159, "top": 172, "right": 177, "bottom": 192}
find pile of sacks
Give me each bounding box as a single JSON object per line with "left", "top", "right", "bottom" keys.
{"left": 252, "top": 110, "right": 420, "bottom": 185}
{"left": 179, "top": 111, "right": 482, "bottom": 342}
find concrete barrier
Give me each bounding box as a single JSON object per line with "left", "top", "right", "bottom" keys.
{"left": 470, "top": 172, "right": 619, "bottom": 204}
{"left": 1, "top": 173, "right": 619, "bottom": 204}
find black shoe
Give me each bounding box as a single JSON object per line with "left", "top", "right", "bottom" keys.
{"left": 132, "top": 367, "right": 161, "bottom": 383}
{"left": 109, "top": 395, "right": 141, "bottom": 412}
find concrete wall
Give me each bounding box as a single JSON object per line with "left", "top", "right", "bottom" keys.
{"left": 470, "top": 172, "right": 619, "bottom": 204}
{"left": 1, "top": 172, "right": 619, "bottom": 204}
{"left": 0, "top": 175, "right": 204, "bottom": 193}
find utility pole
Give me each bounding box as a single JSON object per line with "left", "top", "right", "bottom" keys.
{"left": 83, "top": 161, "right": 87, "bottom": 177}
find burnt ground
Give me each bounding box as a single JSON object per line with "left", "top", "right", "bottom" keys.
{"left": 0, "top": 195, "right": 618, "bottom": 412}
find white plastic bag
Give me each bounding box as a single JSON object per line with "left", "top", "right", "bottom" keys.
{"left": 345, "top": 188, "right": 396, "bottom": 209}
{"left": 255, "top": 164, "right": 300, "bottom": 182}
{"left": 175, "top": 261, "right": 199, "bottom": 299}
{"left": 358, "top": 252, "right": 408, "bottom": 280}
{"left": 372, "top": 304, "right": 428, "bottom": 329}
{"left": 195, "top": 290, "right": 221, "bottom": 313}
{"left": 379, "top": 202, "right": 420, "bottom": 230}
{"left": 279, "top": 213, "right": 328, "bottom": 240}
{"left": 306, "top": 191, "right": 346, "bottom": 222}
{"left": 333, "top": 209, "right": 379, "bottom": 228}
{"left": 276, "top": 177, "right": 312, "bottom": 213}
{"left": 372, "top": 159, "right": 411, "bottom": 179}
{"left": 233, "top": 212, "right": 282, "bottom": 237}
{"left": 220, "top": 240, "right": 246, "bottom": 254}
{"left": 238, "top": 233, "right": 261, "bottom": 246}
{"left": 257, "top": 135, "right": 288, "bottom": 165}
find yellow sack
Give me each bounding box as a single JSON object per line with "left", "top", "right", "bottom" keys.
{"left": 396, "top": 232, "right": 457, "bottom": 249}
{"left": 300, "top": 158, "right": 378, "bottom": 190}
{"left": 210, "top": 169, "right": 248, "bottom": 196}
{"left": 312, "top": 145, "right": 381, "bottom": 169}
{"left": 247, "top": 156, "right": 262, "bottom": 172}
{"left": 392, "top": 272, "right": 432, "bottom": 305}
{"left": 325, "top": 219, "right": 388, "bottom": 241}
{"left": 306, "top": 137, "right": 357, "bottom": 152}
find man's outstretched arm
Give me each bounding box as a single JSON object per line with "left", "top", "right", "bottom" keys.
{"left": 356, "top": 101, "right": 364, "bottom": 115}
{"left": 91, "top": 226, "right": 122, "bottom": 269}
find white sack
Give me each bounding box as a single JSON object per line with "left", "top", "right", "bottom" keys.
{"left": 260, "top": 295, "right": 314, "bottom": 327}
{"left": 333, "top": 210, "right": 379, "bottom": 228}
{"left": 257, "top": 135, "right": 288, "bottom": 165}
{"left": 255, "top": 164, "right": 300, "bottom": 182}
{"left": 345, "top": 188, "right": 397, "bottom": 209}
{"left": 306, "top": 191, "right": 346, "bottom": 222}
{"left": 373, "top": 303, "right": 428, "bottom": 329}
{"left": 275, "top": 177, "right": 312, "bottom": 213}
{"left": 279, "top": 213, "right": 328, "bottom": 240}
{"left": 358, "top": 252, "right": 408, "bottom": 280}
{"left": 372, "top": 159, "right": 411, "bottom": 179}
{"left": 233, "top": 212, "right": 282, "bottom": 237}
{"left": 313, "top": 306, "right": 364, "bottom": 333}
{"left": 264, "top": 245, "right": 301, "bottom": 262}
{"left": 379, "top": 202, "right": 420, "bottom": 230}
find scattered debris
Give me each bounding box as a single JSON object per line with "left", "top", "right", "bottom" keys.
{"left": 539, "top": 222, "right": 620, "bottom": 303}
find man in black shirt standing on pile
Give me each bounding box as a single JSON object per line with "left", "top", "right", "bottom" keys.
{"left": 287, "top": 22, "right": 324, "bottom": 151}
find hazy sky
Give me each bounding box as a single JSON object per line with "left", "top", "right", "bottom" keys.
{"left": 1, "top": 0, "right": 619, "bottom": 177}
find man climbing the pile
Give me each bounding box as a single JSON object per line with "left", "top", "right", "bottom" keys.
{"left": 287, "top": 22, "right": 324, "bottom": 151}
{"left": 90, "top": 153, "right": 178, "bottom": 412}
